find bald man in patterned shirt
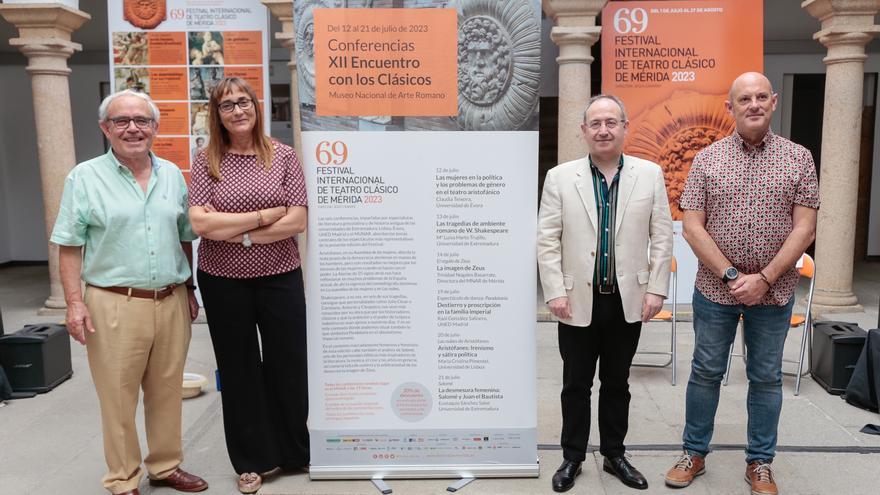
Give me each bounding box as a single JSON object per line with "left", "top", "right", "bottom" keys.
{"left": 665, "top": 72, "right": 819, "bottom": 495}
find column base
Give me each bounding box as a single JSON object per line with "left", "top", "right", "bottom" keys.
{"left": 38, "top": 295, "right": 67, "bottom": 316}
{"left": 36, "top": 306, "right": 66, "bottom": 317}
{"left": 812, "top": 288, "right": 863, "bottom": 315}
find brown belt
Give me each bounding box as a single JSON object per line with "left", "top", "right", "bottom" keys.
{"left": 91, "top": 284, "right": 179, "bottom": 300}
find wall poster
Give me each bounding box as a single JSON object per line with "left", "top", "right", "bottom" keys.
{"left": 107, "top": 0, "right": 271, "bottom": 184}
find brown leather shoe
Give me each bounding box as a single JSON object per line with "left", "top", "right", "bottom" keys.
{"left": 665, "top": 452, "right": 706, "bottom": 488}
{"left": 148, "top": 468, "right": 208, "bottom": 492}
{"left": 745, "top": 461, "right": 778, "bottom": 495}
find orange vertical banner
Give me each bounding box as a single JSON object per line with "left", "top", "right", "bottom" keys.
{"left": 602, "top": 0, "right": 762, "bottom": 220}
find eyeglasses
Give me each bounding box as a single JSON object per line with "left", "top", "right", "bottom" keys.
{"left": 107, "top": 116, "right": 154, "bottom": 130}
{"left": 586, "top": 119, "right": 624, "bottom": 131}
{"left": 218, "top": 98, "right": 254, "bottom": 113}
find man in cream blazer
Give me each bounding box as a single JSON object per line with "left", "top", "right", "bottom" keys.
{"left": 538, "top": 95, "right": 673, "bottom": 492}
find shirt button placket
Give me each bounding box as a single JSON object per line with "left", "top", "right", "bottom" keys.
{"left": 146, "top": 209, "right": 157, "bottom": 286}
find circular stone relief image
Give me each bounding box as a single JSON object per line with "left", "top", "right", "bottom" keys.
{"left": 295, "top": 1, "right": 331, "bottom": 106}
{"left": 458, "top": 15, "right": 513, "bottom": 107}
{"left": 391, "top": 382, "right": 433, "bottom": 422}
{"left": 456, "top": 0, "right": 541, "bottom": 131}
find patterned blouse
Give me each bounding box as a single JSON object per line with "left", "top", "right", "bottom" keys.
{"left": 189, "top": 141, "right": 308, "bottom": 278}
{"left": 680, "top": 130, "right": 820, "bottom": 306}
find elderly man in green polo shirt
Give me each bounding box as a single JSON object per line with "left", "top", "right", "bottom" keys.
{"left": 51, "top": 90, "right": 208, "bottom": 495}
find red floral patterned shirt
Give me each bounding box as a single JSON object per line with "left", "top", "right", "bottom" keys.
{"left": 189, "top": 141, "right": 308, "bottom": 278}
{"left": 680, "top": 130, "right": 820, "bottom": 306}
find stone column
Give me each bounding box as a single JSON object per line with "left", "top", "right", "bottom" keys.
{"left": 262, "top": 0, "right": 302, "bottom": 157}
{"left": 0, "top": 3, "right": 90, "bottom": 314}
{"left": 803, "top": 0, "right": 880, "bottom": 312}
{"left": 543, "top": 0, "right": 606, "bottom": 163}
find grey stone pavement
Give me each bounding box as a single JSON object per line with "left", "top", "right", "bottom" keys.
{"left": 1, "top": 264, "right": 879, "bottom": 495}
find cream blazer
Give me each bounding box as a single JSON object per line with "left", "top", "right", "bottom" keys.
{"left": 538, "top": 154, "right": 674, "bottom": 326}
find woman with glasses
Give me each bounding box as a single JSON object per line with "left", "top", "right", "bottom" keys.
{"left": 188, "top": 77, "right": 309, "bottom": 494}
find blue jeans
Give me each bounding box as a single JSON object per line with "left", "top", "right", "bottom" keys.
{"left": 682, "top": 289, "right": 794, "bottom": 463}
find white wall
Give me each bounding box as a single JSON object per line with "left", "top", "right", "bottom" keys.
{"left": 0, "top": 65, "right": 44, "bottom": 262}
{"left": 0, "top": 124, "right": 12, "bottom": 263}
{"left": 765, "top": 53, "right": 880, "bottom": 257}
{"left": 0, "top": 63, "right": 109, "bottom": 263}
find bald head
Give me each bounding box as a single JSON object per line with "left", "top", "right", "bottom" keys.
{"left": 728, "top": 72, "right": 773, "bottom": 101}
{"left": 726, "top": 71, "right": 778, "bottom": 145}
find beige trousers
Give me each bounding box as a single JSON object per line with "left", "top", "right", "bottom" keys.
{"left": 84, "top": 285, "right": 191, "bottom": 494}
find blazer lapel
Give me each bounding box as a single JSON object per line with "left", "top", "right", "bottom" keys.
{"left": 615, "top": 156, "right": 639, "bottom": 235}
{"left": 574, "top": 158, "right": 599, "bottom": 230}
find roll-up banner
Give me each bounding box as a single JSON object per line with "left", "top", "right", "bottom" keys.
{"left": 601, "top": 0, "right": 763, "bottom": 303}
{"left": 295, "top": 0, "right": 541, "bottom": 480}
{"left": 107, "top": 0, "right": 271, "bottom": 183}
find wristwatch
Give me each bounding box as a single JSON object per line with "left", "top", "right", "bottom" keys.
{"left": 242, "top": 232, "right": 253, "bottom": 248}
{"left": 721, "top": 266, "right": 739, "bottom": 282}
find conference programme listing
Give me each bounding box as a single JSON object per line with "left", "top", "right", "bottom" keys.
{"left": 434, "top": 167, "right": 507, "bottom": 209}
{"left": 433, "top": 168, "right": 512, "bottom": 250}
{"left": 436, "top": 334, "right": 504, "bottom": 413}
{"left": 435, "top": 251, "right": 504, "bottom": 286}
{"left": 435, "top": 287, "right": 507, "bottom": 329}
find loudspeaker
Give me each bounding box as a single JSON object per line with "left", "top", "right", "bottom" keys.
{"left": 0, "top": 324, "right": 72, "bottom": 393}
{"left": 811, "top": 321, "right": 867, "bottom": 395}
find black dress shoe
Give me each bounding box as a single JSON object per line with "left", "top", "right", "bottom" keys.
{"left": 552, "top": 459, "right": 582, "bottom": 492}
{"left": 603, "top": 455, "right": 648, "bottom": 490}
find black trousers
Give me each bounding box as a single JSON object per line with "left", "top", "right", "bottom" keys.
{"left": 198, "top": 268, "right": 310, "bottom": 474}
{"left": 558, "top": 288, "right": 641, "bottom": 461}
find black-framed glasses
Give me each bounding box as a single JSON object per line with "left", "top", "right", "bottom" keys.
{"left": 107, "top": 116, "right": 154, "bottom": 130}
{"left": 218, "top": 98, "right": 254, "bottom": 113}
{"left": 587, "top": 118, "right": 624, "bottom": 131}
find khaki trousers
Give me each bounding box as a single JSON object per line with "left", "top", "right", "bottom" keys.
{"left": 84, "top": 285, "right": 191, "bottom": 494}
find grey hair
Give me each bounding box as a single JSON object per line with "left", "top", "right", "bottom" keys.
{"left": 98, "top": 89, "right": 160, "bottom": 124}
{"left": 583, "top": 94, "right": 628, "bottom": 123}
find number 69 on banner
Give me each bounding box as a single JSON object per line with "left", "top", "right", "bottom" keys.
{"left": 316, "top": 141, "right": 349, "bottom": 165}
{"left": 613, "top": 8, "right": 648, "bottom": 34}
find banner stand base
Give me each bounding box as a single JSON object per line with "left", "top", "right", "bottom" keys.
{"left": 446, "top": 477, "right": 475, "bottom": 492}
{"left": 371, "top": 479, "right": 392, "bottom": 494}
{"left": 310, "top": 464, "right": 540, "bottom": 480}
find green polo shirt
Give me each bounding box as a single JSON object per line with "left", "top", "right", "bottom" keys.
{"left": 51, "top": 149, "right": 196, "bottom": 289}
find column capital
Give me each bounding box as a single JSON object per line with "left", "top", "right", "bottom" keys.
{"left": 819, "top": 30, "right": 878, "bottom": 64}
{"left": 275, "top": 32, "right": 297, "bottom": 70}
{"left": 804, "top": 0, "right": 880, "bottom": 43}
{"left": 803, "top": 0, "right": 880, "bottom": 63}
{"left": 261, "top": 0, "right": 296, "bottom": 69}
{"left": 0, "top": 4, "right": 89, "bottom": 73}
{"left": 803, "top": 0, "right": 880, "bottom": 31}
{"left": 262, "top": 0, "right": 294, "bottom": 35}
{"left": 0, "top": 3, "right": 90, "bottom": 42}
{"left": 543, "top": 0, "right": 608, "bottom": 27}
{"left": 550, "top": 26, "right": 601, "bottom": 65}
